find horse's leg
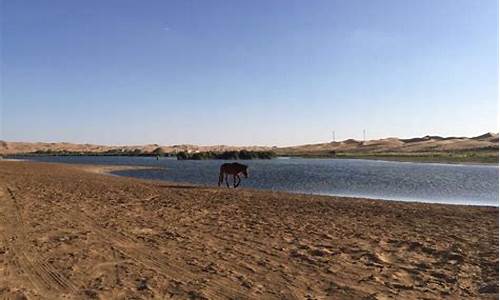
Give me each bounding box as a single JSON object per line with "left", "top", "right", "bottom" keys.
{"left": 234, "top": 175, "right": 241, "bottom": 188}
{"left": 233, "top": 175, "right": 237, "bottom": 188}
{"left": 225, "top": 174, "right": 230, "bottom": 188}
{"left": 218, "top": 171, "right": 223, "bottom": 187}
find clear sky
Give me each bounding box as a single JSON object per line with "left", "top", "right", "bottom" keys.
{"left": 1, "top": 0, "right": 498, "bottom": 146}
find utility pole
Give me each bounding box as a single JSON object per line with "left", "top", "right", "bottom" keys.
{"left": 363, "top": 129, "right": 366, "bottom": 142}
{"left": 332, "top": 130, "right": 336, "bottom": 142}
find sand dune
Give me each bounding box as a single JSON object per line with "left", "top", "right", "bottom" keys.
{"left": 0, "top": 141, "right": 271, "bottom": 155}
{"left": 0, "top": 161, "right": 497, "bottom": 299}
{"left": 1, "top": 133, "right": 497, "bottom": 156}
{"left": 277, "top": 133, "right": 499, "bottom": 155}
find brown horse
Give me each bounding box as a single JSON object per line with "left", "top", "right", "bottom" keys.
{"left": 218, "top": 162, "right": 249, "bottom": 188}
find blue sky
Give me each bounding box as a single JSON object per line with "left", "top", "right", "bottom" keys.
{"left": 1, "top": 0, "right": 498, "bottom": 146}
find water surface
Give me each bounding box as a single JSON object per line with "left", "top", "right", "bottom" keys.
{"left": 24, "top": 156, "right": 499, "bottom": 206}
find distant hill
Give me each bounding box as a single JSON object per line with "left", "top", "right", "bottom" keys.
{"left": 275, "top": 133, "right": 499, "bottom": 156}
{"left": 1, "top": 133, "right": 498, "bottom": 158}
{"left": 0, "top": 141, "right": 271, "bottom": 155}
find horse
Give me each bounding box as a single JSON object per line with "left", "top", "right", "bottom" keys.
{"left": 218, "top": 162, "right": 249, "bottom": 188}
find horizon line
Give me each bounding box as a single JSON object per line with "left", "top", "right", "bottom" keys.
{"left": 2, "top": 131, "right": 497, "bottom": 148}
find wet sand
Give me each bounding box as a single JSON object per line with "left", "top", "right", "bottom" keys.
{"left": 0, "top": 160, "right": 498, "bottom": 299}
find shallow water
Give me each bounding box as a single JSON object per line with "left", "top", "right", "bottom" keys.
{"left": 24, "top": 156, "right": 499, "bottom": 206}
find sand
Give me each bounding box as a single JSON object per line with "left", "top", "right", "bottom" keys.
{"left": 276, "top": 133, "right": 499, "bottom": 156}
{"left": 1, "top": 133, "right": 497, "bottom": 157}
{"left": 0, "top": 141, "right": 271, "bottom": 156}
{"left": 0, "top": 161, "right": 498, "bottom": 299}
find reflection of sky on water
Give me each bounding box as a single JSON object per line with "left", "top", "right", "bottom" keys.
{"left": 26, "top": 156, "right": 499, "bottom": 206}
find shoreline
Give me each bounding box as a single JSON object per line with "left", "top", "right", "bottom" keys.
{"left": 76, "top": 164, "right": 166, "bottom": 175}
{"left": 9, "top": 159, "right": 499, "bottom": 207}
{"left": 279, "top": 154, "right": 499, "bottom": 166}
{"left": 0, "top": 160, "right": 498, "bottom": 299}
{"left": 3, "top": 153, "right": 499, "bottom": 166}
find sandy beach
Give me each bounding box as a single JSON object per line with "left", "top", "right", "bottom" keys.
{"left": 0, "top": 160, "right": 497, "bottom": 299}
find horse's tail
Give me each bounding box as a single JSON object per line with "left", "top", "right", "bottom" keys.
{"left": 218, "top": 168, "right": 224, "bottom": 187}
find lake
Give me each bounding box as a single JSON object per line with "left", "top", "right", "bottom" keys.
{"left": 22, "top": 156, "right": 499, "bottom": 206}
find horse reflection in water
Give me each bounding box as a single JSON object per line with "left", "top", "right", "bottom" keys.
{"left": 218, "top": 162, "right": 249, "bottom": 188}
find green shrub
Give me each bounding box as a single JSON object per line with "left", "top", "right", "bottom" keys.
{"left": 176, "top": 151, "right": 189, "bottom": 160}
{"left": 152, "top": 147, "right": 165, "bottom": 156}
{"left": 174, "top": 150, "right": 275, "bottom": 160}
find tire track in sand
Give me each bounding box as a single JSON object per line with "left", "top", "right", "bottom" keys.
{"left": 0, "top": 186, "right": 79, "bottom": 298}
{"left": 70, "top": 205, "right": 251, "bottom": 299}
